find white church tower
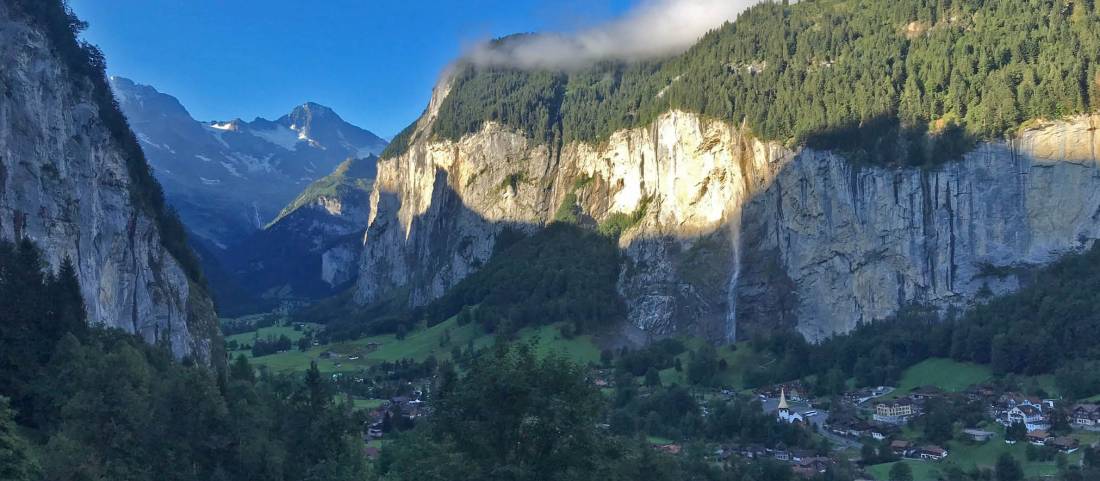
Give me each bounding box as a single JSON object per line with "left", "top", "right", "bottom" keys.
{"left": 777, "top": 388, "right": 803, "bottom": 424}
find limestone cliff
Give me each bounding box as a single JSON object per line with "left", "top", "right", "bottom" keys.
{"left": 355, "top": 73, "right": 1100, "bottom": 342}
{"left": 0, "top": 3, "right": 219, "bottom": 360}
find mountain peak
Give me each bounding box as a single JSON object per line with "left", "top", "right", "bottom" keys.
{"left": 300, "top": 101, "right": 333, "bottom": 111}
{"left": 108, "top": 75, "right": 136, "bottom": 88}
{"left": 209, "top": 118, "right": 245, "bottom": 132}
{"left": 109, "top": 76, "right": 195, "bottom": 123}
{"left": 288, "top": 102, "right": 340, "bottom": 122}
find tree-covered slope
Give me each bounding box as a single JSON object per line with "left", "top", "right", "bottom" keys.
{"left": 399, "top": 0, "right": 1100, "bottom": 167}
{"left": 215, "top": 156, "right": 377, "bottom": 314}
{"left": 743, "top": 241, "right": 1100, "bottom": 399}
{"left": 271, "top": 156, "right": 376, "bottom": 226}
{"left": 0, "top": 239, "right": 370, "bottom": 481}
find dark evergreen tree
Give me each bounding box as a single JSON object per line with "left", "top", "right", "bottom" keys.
{"left": 0, "top": 397, "right": 38, "bottom": 481}
{"left": 995, "top": 453, "right": 1024, "bottom": 481}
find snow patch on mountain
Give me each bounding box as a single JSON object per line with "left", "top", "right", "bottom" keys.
{"left": 111, "top": 76, "right": 388, "bottom": 249}
{"left": 252, "top": 124, "right": 302, "bottom": 150}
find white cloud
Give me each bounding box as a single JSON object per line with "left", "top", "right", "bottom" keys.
{"left": 467, "top": 0, "right": 762, "bottom": 70}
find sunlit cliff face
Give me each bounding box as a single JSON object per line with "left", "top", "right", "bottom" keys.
{"left": 353, "top": 65, "right": 1100, "bottom": 343}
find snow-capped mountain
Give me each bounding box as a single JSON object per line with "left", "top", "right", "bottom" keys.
{"left": 110, "top": 77, "right": 387, "bottom": 249}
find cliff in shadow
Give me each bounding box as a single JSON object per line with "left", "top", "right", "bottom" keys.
{"left": 349, "top": 68, "right": 1100, "bottom": 342}
{"left": 0, "top": 1, "right": 220, "bottom": 360}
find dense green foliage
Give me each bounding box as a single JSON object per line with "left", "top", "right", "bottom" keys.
{"left": 377, "top": 343, "right": 818, "bottom": 481}
{"left": 0, "top": 397, "right": 37, "bottom": 481}
{"left": 9, "top": 0, "right": 205, "bottom": 285}
{"left": 379, "top": 120, "right": 419, "bottom": 159}
{"left": 400, "top": 0, "right": 1100, "bottom": 168}
{"left": 420, "top": 223, "right": 625, "bottom": 336}
{"left": 0, "top": 240, "right": 369, "bottom": 481}
{"left": 747, "top": 243, "right": 1100, "bottom": 398}
{"left": 616, "top": 339, "right": 687, "bottom": 377}
{"left": 0, "top": 240, "right": 88, "bottom": 423}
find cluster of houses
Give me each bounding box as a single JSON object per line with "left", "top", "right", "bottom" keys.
{"left": 825, "top": 417, "right": 897, "bottom": 441}
{"left": 993, "top": 393, "right": 1056, "bottom": 432}
{"left": 364, "top": 393, "right": 427, "bottom": 441}
{"left": 1012, "top": 431, "right": 1082, "bottom": 453}
{"left": 714, "top": 444, "right": 836, "bottom": 477}
{"left": 821, "top": 383, "right": 1100, "bottom": 465}
{"left": 842, "top": 386, "right": 893, "bottom": 405}
{"left": 757, "top": 382, "right": 808, "bottom": 402}
{"left": 888, "top": 441, "right": 949, "bottom": 461}
{"left": 868, "top": 386, "right": 951, "bottom": 424}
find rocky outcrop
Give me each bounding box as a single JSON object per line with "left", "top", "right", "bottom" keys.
{"left": 0, "top": 3, "right": 218, "bottom": 360}
{"left": 222, "top": 157, "right": 375, "bottom": 306}
{"left": 354, "top": 71, "right": 1100, "bottom": 342}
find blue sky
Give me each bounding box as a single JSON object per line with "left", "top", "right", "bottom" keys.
{"left": 69, "top": 0, "right": 634, "bottom": 138}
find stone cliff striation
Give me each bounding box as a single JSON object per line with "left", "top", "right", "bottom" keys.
{"left": 0, "top": 3, "right": 219, "bottom": 360}
{"left": 354, "top": 74, "right": 1100, "bottom": 343}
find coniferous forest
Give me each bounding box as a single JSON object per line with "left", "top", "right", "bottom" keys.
{"left": 400, "top": 0, "right": 1100, "bottom": 167}
{"left": 743, "top": 243, "right": 1100, "bottom": 398}
{"left": 0, "top": 240, "right": 369, "bottom": 481}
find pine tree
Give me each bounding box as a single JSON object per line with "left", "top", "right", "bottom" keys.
{"left": 995, "top": 452, "right": 1024, "bottom": 481}
{"left": 0, "top": 397, "right": 38, "bottom": 481}
{"left": 305, "top": 361, "right": 329, "bottom": 411}
{"left": 44, "top": 256, "right": 86, "bottom": 349}
{"left": 889, "top": 462, "right": 913, "bottom": 481}
{"left": 645, "top": 367, "right": 662, "bottom": 387}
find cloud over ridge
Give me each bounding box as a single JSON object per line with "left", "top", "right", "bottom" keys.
{"left": 468, "top": 0, "right": 761, "bottom": 69}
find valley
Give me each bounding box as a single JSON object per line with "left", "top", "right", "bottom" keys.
{"left": 4, "top": 0, "right": 1100, "bottom": 480}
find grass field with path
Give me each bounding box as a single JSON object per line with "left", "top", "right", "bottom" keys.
{"left": 868, "top": 424, "right": 1093, "bottom": 480}
{"left": 657, "top": 341, "right": 763, "bottom": 389}
{"left": 894, "top": 358, "right": 993, "bottom": 394}
{"left": 237, "top": 317, "right": 603, "bottom": 374}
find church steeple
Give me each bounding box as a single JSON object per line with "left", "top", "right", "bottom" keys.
{"left": 778, "top": 388, "right": 790, "bottom": 411}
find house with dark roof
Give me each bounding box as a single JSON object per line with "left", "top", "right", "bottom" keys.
{"left": 890, "top": 440, "right": 913, "bottom": 457}
{"left": 963, "top": 429, "right": 995, "bottom": 443}
{"left": 917, "top": 446, "right": 948, "bottom": 461}
{"left": 1072, "top": 404, "right": 1100, "bottom": 428}
{"left": 1026, "top": 431, "right": 1052, "bottom": 445}
{"left": 1048, "top": 436, "right": 1080, "bottom": 453}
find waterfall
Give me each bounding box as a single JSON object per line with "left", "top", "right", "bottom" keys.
{"left": 725, "top": 207, "right": 744, "bottom": 343}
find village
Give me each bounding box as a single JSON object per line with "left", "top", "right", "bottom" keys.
{"left": 224, "top": 315, "right": 1100, "bottom": 479}
{"left": 694, "top": 378, "right": 1100, "bottom": 479}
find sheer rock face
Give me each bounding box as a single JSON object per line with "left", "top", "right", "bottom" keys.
{"left": 0, "top": 4, "right": 218, "bottom": 360}
{"left": 354, "top": 71, "right": 1100, "bottom": 342}
{"left": 743, "top": 116, "right": 1100, "bottom": 340}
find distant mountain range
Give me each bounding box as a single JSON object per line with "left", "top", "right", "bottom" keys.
{"left": 219, "top": 156, "right": 376, "bottom": 308}
{"left": 110, "top": 77, "right": 387, "bottom": 250}
{"left": 112, "top": 77, "right": 386, "bottom": 314}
